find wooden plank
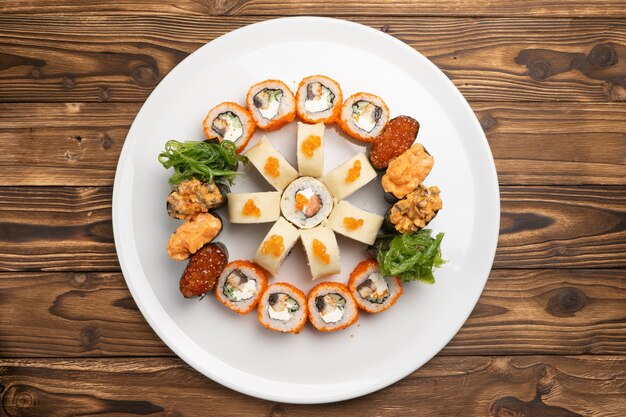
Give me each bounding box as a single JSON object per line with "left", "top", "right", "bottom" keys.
{"left": 0, "top": 185, "right": 624, "bottom": 271}
{"left": 0, "top": 270, "right": 623, "bottom": 358}
{"left": 1, "top": 102, "right": 625, "bottom": 187}
{"left": 2, "top": 0, "right": 626, "bottom": 17}
{"left": 1, "top": 16, "right": 626, "bottom": 103}
{"left": 0, "top": 356, "right": 624, "bottom": 416}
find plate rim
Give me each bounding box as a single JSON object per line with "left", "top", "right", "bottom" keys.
{"left": 112, "top": 16, "right": 500, "bottom": 404}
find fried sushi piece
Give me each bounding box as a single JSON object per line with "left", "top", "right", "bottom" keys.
{"left": 253, "top": 217, "right": 300, "bottom": 276}
{"left": 203, "top": 102, "right": 256, "bottom": 153}
{"left": 338, "top": 92, "right": 389, "bottom": 143}
{"left": 307, "top": 282, "right": 358, "bottom": 332}
{"left": 167, "top": 179, "right": 228, "bottom": 220}
{"left": 327, "top": 200, "right": 383, "bottom": 245}
{"left": 385, "top": 183, "right": 442, "bottom": 233}
{"left": 180, "top": 242, "right": 228, "bottom": 298}
{"left": 246, "top": 80, "right": 296, "bottom": 131}
{"left": 369, "top": 116, "right": 420, "bottom": 170}
{"left": 258, "top": 282, "right": 308, "bottom": 333}
{"left": 381, "top": 143, "right": 434, "bottom": 199}
{"left": 215, "top": 260, "right": 268, "bottom": 314}
{"left": 280, "top": 177, "right": 333, "bottom": 229}
{"left": 245, "top": 136, "right": 299, "bottom": 192}
{"left": 321, "top": 152, "right": 377, "bottom": 200}
{"left": 348, "top": 259, "right": 403, "bottom": 313}
{"left": 295, "top": 75, "right": 343, "bottom": 124}
{"left": 227, "top": 192, "right": 281, "bottom": 224}
{"left": 167, "top": 212, "right": 223, "bottom": 260}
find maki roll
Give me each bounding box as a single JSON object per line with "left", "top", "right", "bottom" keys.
{"left": 321, "top": 152, "right": 377, "bottom": 200}
{"left": 280, "top": 177, "right": 333, "bottom": 229}
{"left": 300, "top": 226, "right": 341, "bottom": 279}
{"left": 338, "top": 92, "right": 389, "bottom": 143}
{"left": 245, "top": 136, "right": 299, "bottom": 192}
{"left": 295, "top": 75, "right": 343, "bottom": 124}
{"left": 327, "top": 200, "right": 384, "bottom": 245}
{"left": 215, "top": 260, "right": 268, "bottom": 314}
{"left": 307, "top": 282, "right": 358, "bottom": 332}
{"left": 203, "top": 102, "right": 256, "bottom": 153}
{"left": 246, "top": 80, "right": 296, "bottom": 131}
{"left": 348, "top": 259, "right": 403, "bottom": 313}
{"left": 253, "top": 217, "right": 300, "bottom": 276}
{"left": 369, "top": 116, "right": 420, "bottom": 170}
{"left": 381, "top": 143, "right": 434, "bottom": 200}
{"left": 296, "top": 122, "right": 325, "bottom": 178}
{"left": 258, "top": 282, "right": 308, "bottom": 333}
{"left": 227, "top": 192, "right": 281, "bottom": 224}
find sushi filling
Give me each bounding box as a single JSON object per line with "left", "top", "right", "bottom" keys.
{"left": 352, "top": 100, "right": 382, "bottom": 133}
{"left": 315, "top": 293, "right": 346, "bottom": 323}
{"left": 295, "top": 188, "right": 322, "bottom": 218}
{"left": 305, "top": 82, "right": 335, "bottom": 113}
{"left": 357, "top": 272, "right": 390, "bottom": 304}
{"left": 222, "top": 270, "right": 257, "bottom": 302}
{"left": 253, "top": 88, "right": 283, "bottom": 120}
{"left": 268, "top": 292, "right": 299, "bottom": 321}
{"left": 212, "top": 111, "right": 244, "bottom": 142}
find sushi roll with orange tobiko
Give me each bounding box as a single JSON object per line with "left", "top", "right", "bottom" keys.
{"left": 203, "top": 102, "right": 256, "bottom": 153}
{"left": 246, "top": 80, "right": 296, "bottom": 131}
{"left": 307, "top": 282, "right": 358, "bottom": 332}
{"left": 258, "top": 282, "right": 308, "bottom": 333}
{"left": 348, "top": 259, "right": 403, "bottom": 313}
{"left": 338, "top": 92, "right": 389, "bottom": 143}
{"left": 215, "top": 260, "right": 268, "bottom": 314}
{"left": 296, "top": 75, "right": 343, "bottom": 124}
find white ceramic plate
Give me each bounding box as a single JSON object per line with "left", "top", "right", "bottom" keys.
{"left": 113, "top": 17, "right": 499, "bottom": 404}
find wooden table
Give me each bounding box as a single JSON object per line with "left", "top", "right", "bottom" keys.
{"left": 1, "top": 1, "right": 625, "bottom": 415}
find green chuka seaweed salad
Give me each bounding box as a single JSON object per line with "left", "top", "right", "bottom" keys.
{"left": 158, "top": 139, "right": 248, "bottom": 185}
{"left": 376, "top": 230, "right": 445, "bottom": 284}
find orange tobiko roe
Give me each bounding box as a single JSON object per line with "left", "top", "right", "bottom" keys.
{"left": 241, "top": 199, "right": 261, "bottom": 217}
{"left": 261, "top": 235, "right": 284, "bottom": 257}
{"left": 312, "top": 239, "right": 331, "bottom": 264}
{"left": 264, "top": 156, "right": 280, "bottom": 178}
{"left": 295, "top": 193, "right": 309, "bottom": 211}
{"left": 343, "top": 217, "right": 364, "bottom": 231}
{"left": 301, "top": 135, "right": 321, "bottom": 158}
{"left": 345, "top": 159, "right": 361, "bottom": 183}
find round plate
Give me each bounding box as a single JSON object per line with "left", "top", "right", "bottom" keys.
{"left": 113, "top": 17, "right": 499, "bottom": 404}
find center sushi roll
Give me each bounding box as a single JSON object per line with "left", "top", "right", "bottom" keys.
{"left": 280, "top": 177, "right": 334, "bottom": 229}
{"left": 258, "top": 282, "right": 308, "bottom": 333}
{"left": 246, "top": 80, "right": 296, "bottom": 131}
{"left": 348, "top": 259, "right": 403, "bottom": 314}
{"left": 307, "top": 282, "right": 358, "bottom": 332}
{"left": 215, "top": 260, "right": 268, "bottom": 314}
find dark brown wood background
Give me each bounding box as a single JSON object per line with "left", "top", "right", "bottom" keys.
{"left": 1, "top": 1, "right": 626, "bottom": 416}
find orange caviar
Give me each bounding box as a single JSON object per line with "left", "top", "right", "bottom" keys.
{"left": 295, "top": 193, "right": 309, "bottom": 211}
{"left": 312, "top": 239, "right": 330, "bottom": 264}
{"left": 261, "top": 235, "right": 284, "bottom": 257}
{"left": 301, "top": 135, "right": 321, "bottom": 158}
{"left": 264, "top": 156, "right": 280, "bottom": 178}
{"left": 242, "top": 199, "right": 261, "bottom": 217}
{"left": 343, "top": 217, "right": 364, "bottom": 230}
{"left": 345, "top": 160, "right": 361, "bottom": 183}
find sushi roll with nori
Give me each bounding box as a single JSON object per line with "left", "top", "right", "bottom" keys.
{"left": 253, "top": 217, "right": 300, "bottom": 276}
{"left": 258, "top": 282, "right": 308, "bottom": 333}
{"left": 295, "top": 75, "right": 343, "bottom": 124}
{"left": 227, "top": 191, "right": 281, "bottom": 224}
{"left": 215, "top": 260, "right": 268, "bottom": 314}
{"left": 245, "top": 136, "right": 299, "bottom": 192}
{"left": 348, "top": 259, "right": 403, "bottom": 314}
{"left": 338, "top": 92, "right": 389, "bottom": 143}
{"left": 300, "top": 226, "right": 341, "bottom": 280}
{"left": 307, "top": 282, "right": 358, "bottom": 332}
{"left": 280, "top": 177, "right": 333, "bottom": 229}
{"left": 321, "top": 152, "right": 377, "bottom": 200}
{"left": 246, "top": 80, "right": 296, "bottom": 131}
{"left": 203, "top": 102, "right": 256, "bottom": 153}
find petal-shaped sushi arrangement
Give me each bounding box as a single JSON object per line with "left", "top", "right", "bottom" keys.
{"left": 158, "top": 75, "right": 446, "bottom": 334}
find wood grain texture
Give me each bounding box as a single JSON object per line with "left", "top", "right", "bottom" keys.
{"left": 0, "top": 270, "right": 623, "bottom": 358}
{"left": 1, "top": 356, "right": 624, "bottom": 416}
{"left": 1, "top": 102, "right": 625, "bottom": 186}
{"left": 2, "top": 0, "right": 626, "bottom": 17}
{"left": 0, "top": 185, "right": 624, "bottom": 271}
{"left": 1, "top": 16, "right": 626, "bottom": 102}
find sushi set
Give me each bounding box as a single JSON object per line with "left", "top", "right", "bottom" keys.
{"left": 159, "top": 75, "right": 445, "bottom": 334}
